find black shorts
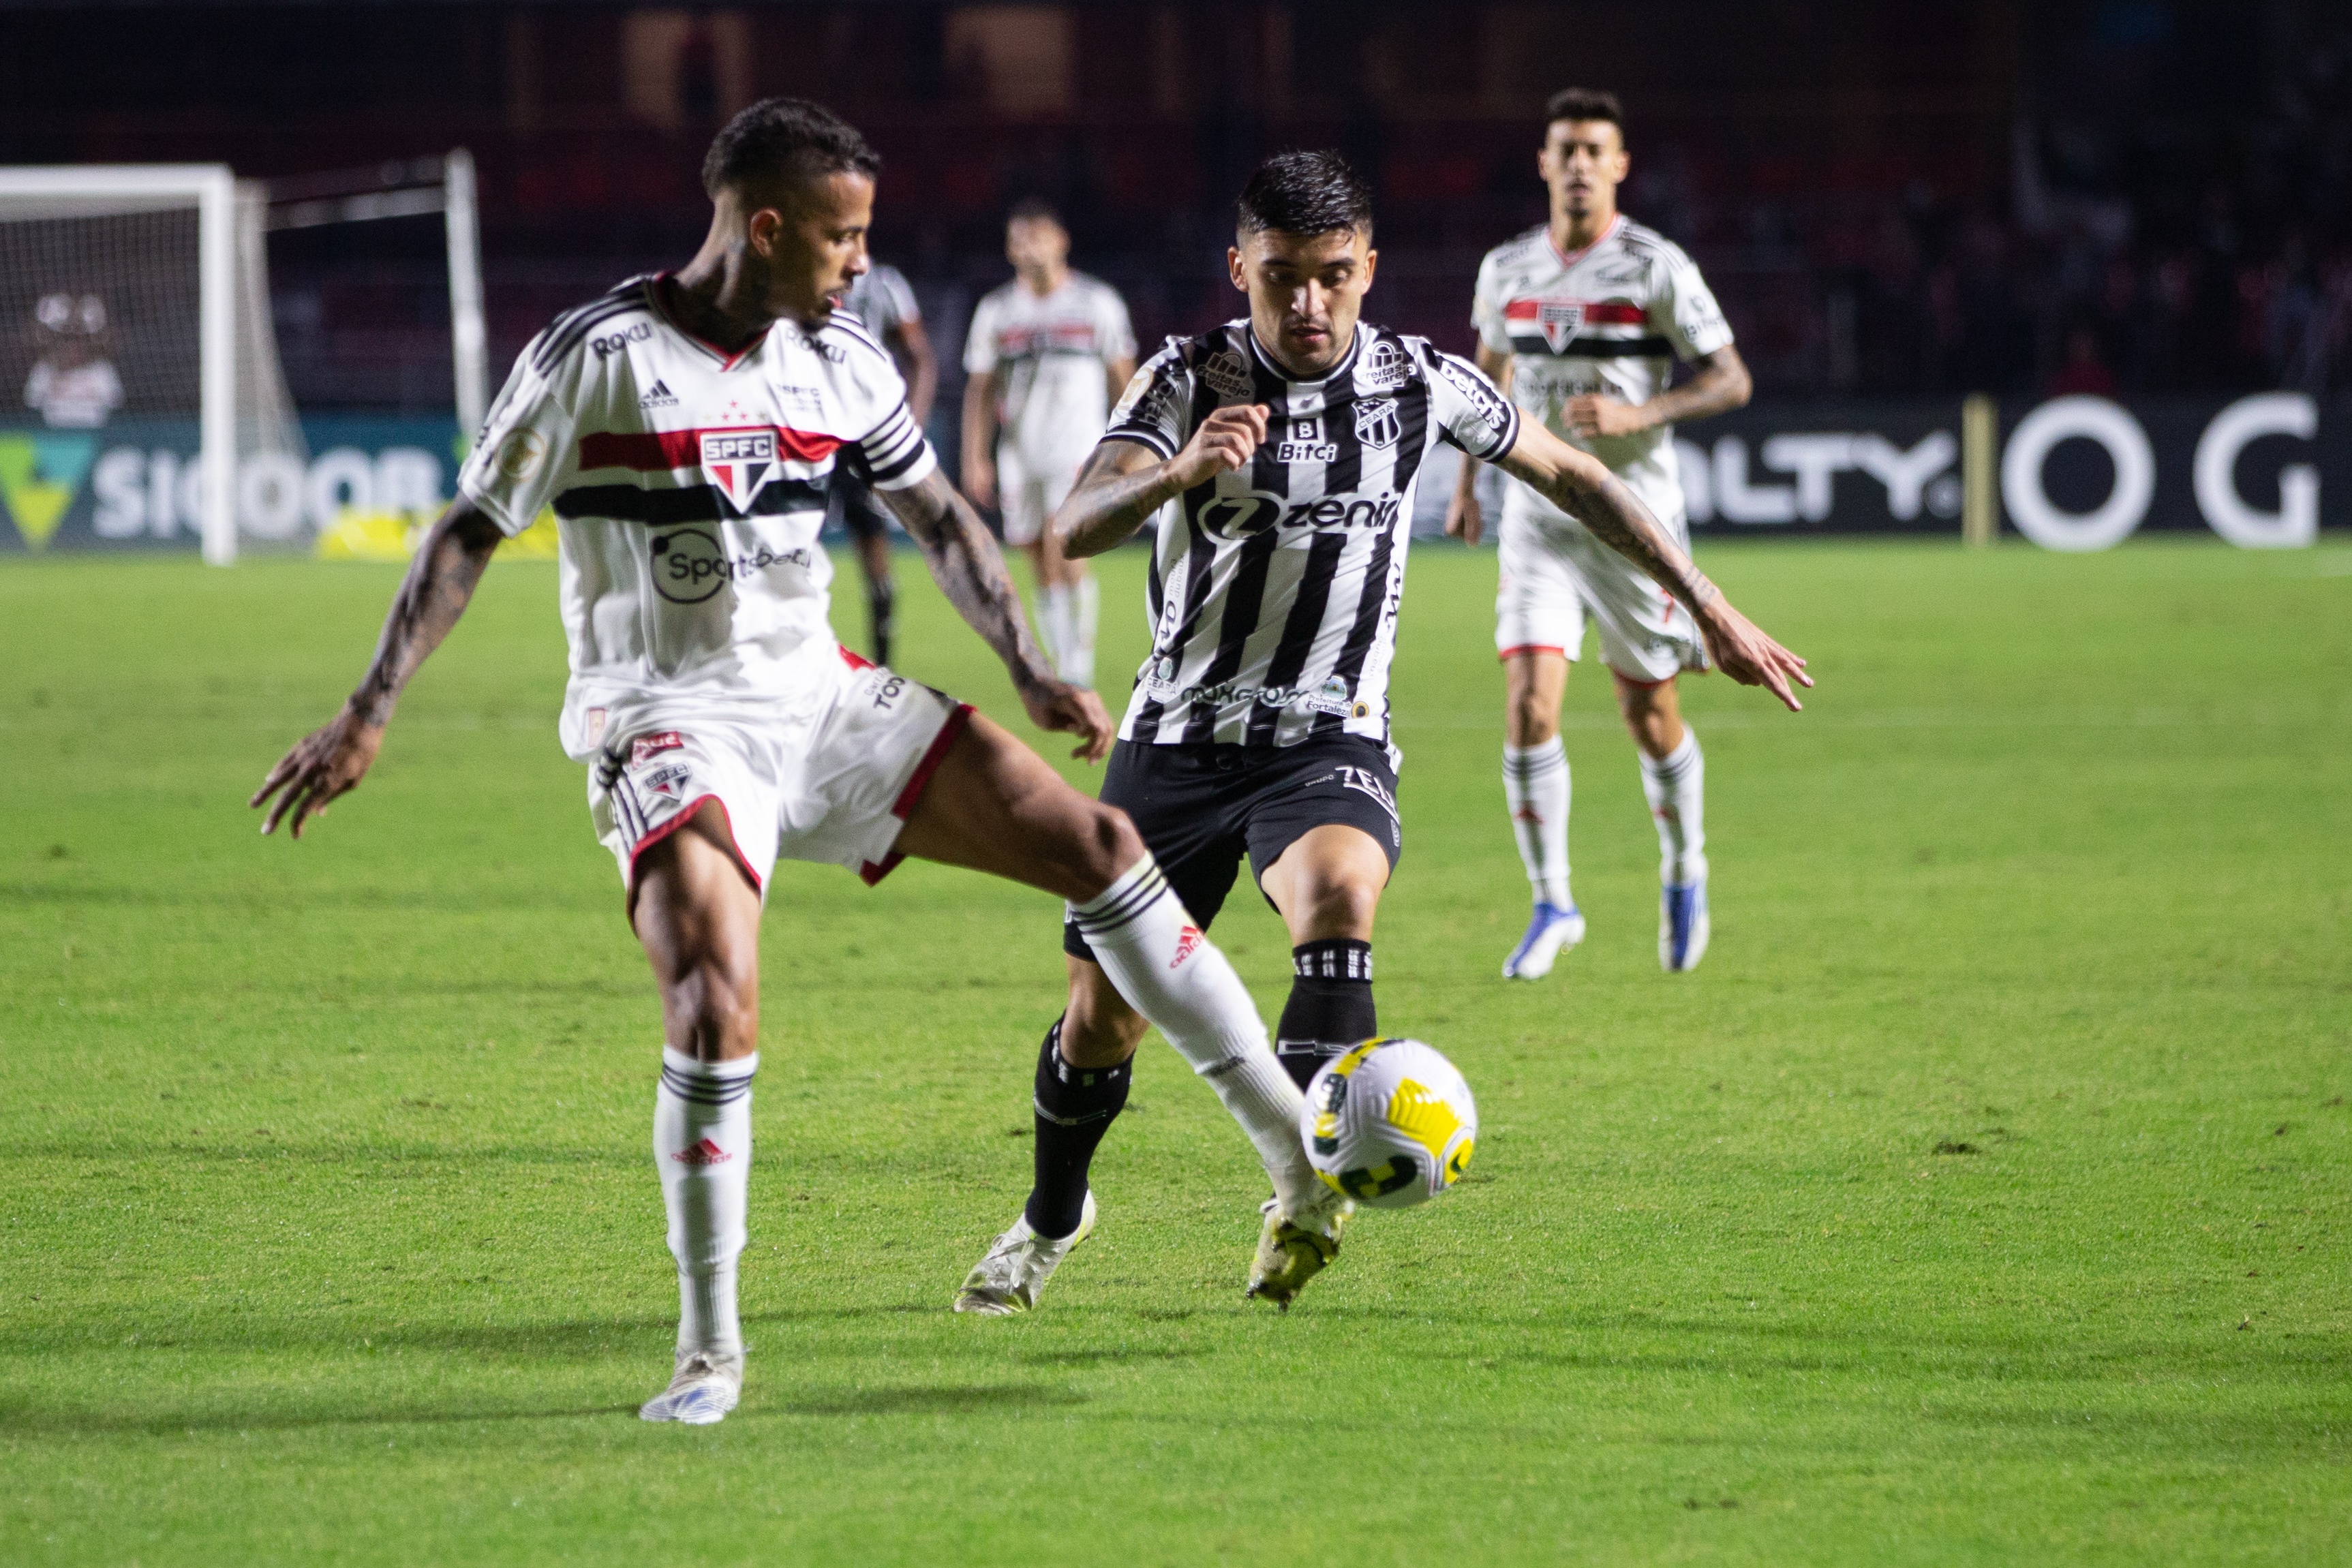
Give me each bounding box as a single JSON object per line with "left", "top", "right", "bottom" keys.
{"left": 827, "top": 467, "right": 896, "bottom": 545}
{"left": 1063, "top": 734, "right": 1402, "bottom": 961}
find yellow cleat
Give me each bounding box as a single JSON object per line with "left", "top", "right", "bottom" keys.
{"left": 1244, "top": 1197, "right": 1349, "bottom": 1311}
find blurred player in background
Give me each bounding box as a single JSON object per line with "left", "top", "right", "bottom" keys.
{"left": 253, "top": 99, "right": 1326, "bottom": 1428}
{"left": 953, "top": 151, "right": 1805, "bottom": 1319}
{"left": 23, "top": 292, "right": 123, "bottom": 428}
{"left": 960, "top": 199, "right": 1135, "bottom": 686}
{"left": 1447, "top": 88, "right": 1755, "bottom": 979}
{"left": 828, "top": 259, "right": 937, "bottom": 664}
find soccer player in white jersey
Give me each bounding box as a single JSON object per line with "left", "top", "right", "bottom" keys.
{"left": 960, "top": 200, "right": 1136, "bottom": 687}
{"left": 828, "top": 260, "right": 938, "bottom": 665}
{"left": 1447, "top": 88, "right": 1758, "bottom": 979}
{"left": 953, "top": 152, "right": 1806, "bottom": 1315}
{"left": 251, "top": 100, "right": 1337, "bottom": 1425}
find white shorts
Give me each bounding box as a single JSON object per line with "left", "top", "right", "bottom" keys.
{"left": 996, "top": 446, "right": 1082, "bottom": 549}
{"left": 1495, "top": 487, "right": 1709, "bottom": 684}
{"left": 586, "top": 645, "right": 972, "bottom": 905}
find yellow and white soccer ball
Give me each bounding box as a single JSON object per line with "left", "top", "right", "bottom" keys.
{"left": 1300, "top": 1038, "right": 1478, "bottom": 1209}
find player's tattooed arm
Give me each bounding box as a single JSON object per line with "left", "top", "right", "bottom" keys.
{"left": 885, "top": 470, "right": 1116, "bottom": 761}
{"left": 251, "top": 499, "right": 504, "bottom": 836}
{"left": 1497, "top": 427, "right": 1812, "bottom": 711}
{"left": 1058, "top": 404, "right": 1272, "bottom": 558}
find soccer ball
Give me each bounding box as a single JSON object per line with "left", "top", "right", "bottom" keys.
{"left": 1300, "top": 1038, "right": 1478, "bottom": 1209}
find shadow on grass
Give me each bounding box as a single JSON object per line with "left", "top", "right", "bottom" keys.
{"left": 764, "top": 1383, "right": 1085, "bottom": 1417}
{"left": 0, "top": 1396, "right": 642, "bottom": 1436}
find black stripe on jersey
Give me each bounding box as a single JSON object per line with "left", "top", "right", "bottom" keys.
{"left": 1309, "top": 380, "right": 1427, "bottom": 735}
{"left": 554, "top": 479, "right": 831, "bottom": 525}
{"left": 1320, "top": 369, "right": 1367, "bottom": 499}
{"left": 1127, "top": 352, "right": 1226, "bottom": 743}
{"left": 1178, "top": 527, "right": 1281, "bottom": 743}
{"left": 1247, "top": 333, "right": 1291, "bottom": 499}
{"left": 1242, "top": 527, "right": 1348, "bottom": 745}
{"left": 860, "top": 407, "right": 929, "bottom": 484}
{"left": 533, "top": 279, "right": 651, "bottom": 373}
{"left": 1507, "top": 334, "right": 1678, "bottom": 360}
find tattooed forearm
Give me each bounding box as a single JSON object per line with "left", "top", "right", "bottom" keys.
{"left": 349, "top": 506, "right": 503, "bottom": 726}
{"left": 890, "top": 471, "right": 1056, "bottom": 688}
{"left": 1551, "top": 470, "right": 1720, "bottom": 613}
{"left": 1060, "top": 444, "right": 1183, "bottom": 559}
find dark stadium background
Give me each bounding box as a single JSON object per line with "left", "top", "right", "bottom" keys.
{"left": 5, "top": 0, "right": 2347, "bottom": 469}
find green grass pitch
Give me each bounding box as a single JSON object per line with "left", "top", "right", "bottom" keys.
{"left": 2, "top": 536, "right": 2347, "bottom": 1565}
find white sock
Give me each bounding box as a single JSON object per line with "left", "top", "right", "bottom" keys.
{"left": 1036, "top": 583, "right": 1073, "bottom": 676}
{"left": 654, "top": 1048, "right": 756, "bottom": 1357}
{"left": 1067, "top": 572, "right": 1099, "bottom": 686}
{"left": 1068, "top": 855, "right": 1319, "bottom": 1215}
{"left": 1640, "top": 730, "right": 1707, "bottom": 885}
{"left": 1502, "top": 739, "right": 1572, "bottom": 908}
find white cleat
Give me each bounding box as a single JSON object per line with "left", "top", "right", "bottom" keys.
{"left": 1502, "top": 900, "right": 1587, "bottom": 980}
{"left": 954, "top": 1190, "right": 1097, "bottom": 1315}
{"left": 1660, "top": 875, "right": 1710, "bottom": 972}
{"left": 639, "top": 1349, "right": 742, "bottom": 1426}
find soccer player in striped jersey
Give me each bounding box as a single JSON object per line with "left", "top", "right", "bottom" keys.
{"left": 954, "top": 151, "right": 1806, "bottom": 1315}
{"left": 252, "top": 99, "right": 1330, "bottom": 1424}
{"left": 1446, "top": 88, "right": 1758, "bottom": 978}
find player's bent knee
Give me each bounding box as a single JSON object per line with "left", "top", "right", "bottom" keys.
{"left": 1065, "top": 803, "right": 1146, "bottom": 902}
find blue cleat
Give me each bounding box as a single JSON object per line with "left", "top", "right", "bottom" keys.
{"left": 1502, "top": 900, "right": 1586, "bottom": 980}
{"left": 1660, "top": 876, "right": 1710, "bottom": 972}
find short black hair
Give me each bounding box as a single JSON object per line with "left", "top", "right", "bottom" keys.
{"left": 1545, "top": 87, "right": 1625, "bottom": 139}
{"left": 701, "top": 97, "right": 881, "bottom": 198}
{"left": 1007, "top": 196, "right": 1063, "bottom": 228}
{"left": 1235, "top": 150, "right": 1373, "bottom": 240}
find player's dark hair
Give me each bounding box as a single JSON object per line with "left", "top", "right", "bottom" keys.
{"left": 1235, "top": 151, "right": 1374, "bottom": 240}
{"left": 1545, "top": 87, "right": 1625, "bottom": 139}
{"left": 1007, "top": 196, "right": 1063, "bottom": 228}
{"left": 701, "top": 97, "right": 881, "bottom": 198}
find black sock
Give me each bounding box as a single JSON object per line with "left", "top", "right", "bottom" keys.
{"left": 1024, "top": 1018, "right": 1130, "bottom": 1240}
{"left": 1274, "top": 938, "right": 1377, "bottom": 1089}
{"left": 867, "top": 575, "right": 896, "bottom": 667}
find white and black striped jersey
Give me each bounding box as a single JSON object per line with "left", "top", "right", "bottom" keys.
{"left": 1101, "top": 320, "right": 1520, "bottom": 749}
{"left": 456, "top": 272, "right": 935, "bottom": 760}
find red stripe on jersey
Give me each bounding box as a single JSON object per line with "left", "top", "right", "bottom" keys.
{"left": 579, "top": 426, "right": 848, "bottom": 471}
{"left": 1501, "top": 298, "right": 1648, "bottom": 325}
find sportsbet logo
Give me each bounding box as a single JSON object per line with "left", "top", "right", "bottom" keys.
{"left": 0, "top": 433, "right": 98, "bottom": 550}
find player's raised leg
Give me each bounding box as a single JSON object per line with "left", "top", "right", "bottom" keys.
{"left": 1617, "top": 673, "right": 1708, "bottom": 970}
{"left": 629, "top": 803, "right": 762, "bottom": 1425}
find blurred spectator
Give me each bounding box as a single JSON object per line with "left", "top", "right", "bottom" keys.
{"left": 23, "top": 292, "right": 122, "bottom": 429}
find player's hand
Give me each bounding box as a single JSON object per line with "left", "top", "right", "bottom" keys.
{"left": 1167, "top": 404, "right": 1268, "bottom": 490}
{"left": 1020, "top": 677, "right": 1116, "bottom": 763}
{"left": 1694, "top": 601, "right": 1812, "bottom": 713}
{"left": 1566, "top": 395, "right": 1649, "bottom": 440}
{"left": 1444, "top": 485, "right": 1484, "bottom": 545}
{"left": 964, "top": 455, "right": 996, "bottom": 511}
{"left": 251, "top": 705, "right": 386, "bottom": 837}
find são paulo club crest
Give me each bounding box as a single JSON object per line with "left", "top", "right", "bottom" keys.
{"left": 1536, "top": 301, "right": 1586, "bottom": 352}
{"left": 699, "top": 428, "right": 778, "bottom": 514}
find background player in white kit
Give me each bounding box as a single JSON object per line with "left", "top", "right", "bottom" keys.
{"left": 1447, "top": 88, "right": 1758, "bottom": 979}
{"left": 960, "top": 199, "right": 1135, "bottom": 686}
{"left": 251, "top": 99, "right": 1334, "bottom": 1428}
{"left": 828, "top": 259, "right": 938, "bottom": 665}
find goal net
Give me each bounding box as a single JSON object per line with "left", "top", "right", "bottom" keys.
{"left": 0, "top": 166, "right": 305, "bottom": 562}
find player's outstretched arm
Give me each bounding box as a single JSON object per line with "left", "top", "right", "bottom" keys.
{"left": 1495, "top": 425, "right": 1812, "bottom": 711}
{"left": 1057, "top": 403, "right": 1270, "bottom": 559}
{"left": 1444, "top": 343, "right": 1513, "bottom": 546}
{"left": 883, "top": 470, "right": 1116, "bottom": 761}
{"left": 250, "top": 499, "right": 506, "bottom": 836}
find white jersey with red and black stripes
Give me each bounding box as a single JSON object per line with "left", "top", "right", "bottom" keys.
{"left": 1101, "top": 319, "right": 1519, "bottom": 749}
{"left": 1471, "top": 215, "right": 1732, "bottom": 525}
{"left": 457, "top": 273, "right": 936, "bottom": 760}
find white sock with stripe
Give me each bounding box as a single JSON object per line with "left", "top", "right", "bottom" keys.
{"left": 1068, "top": 855, "right": 1319, "bottom": 1215}
{"left": 1640, "top": 730, "right": 1707, "bottom": 885}
{"left": 1502, "top": 739, "right": 1572, "bottom": 908}
{"left": 654, "top": 1048, "right": 757, "bottom": 1358}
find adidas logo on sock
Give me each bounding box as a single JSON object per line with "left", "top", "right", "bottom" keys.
{"left": 639, "top": 378, "right": 679, "bottom": 409}
{"left": 671, "top": 1137, "right": 731, "bottom": 1165}
{"left": 1170, "top": 924, "right": 1204, "bottom": 968}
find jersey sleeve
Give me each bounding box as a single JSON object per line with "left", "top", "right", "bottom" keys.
{"left": 1425, "top": 347, "right": 1521, "bottom": 461}
{"left": 1100, "top": 340, "right": 1191, "bottom": 459}
{"left": 1470, "top": 252, "right": 1513, "bottom": 356}
{"left": 960, "top": 292, "right": 999, "bottom": 375}
{"left": 456, "top": 332, "right": 586, "bottom": 537}
{"left": 840, "top": 345, "right": 936, "bottom": 491}
{"left": 1656, "top": 247, "right": 1735, "bottom": 360}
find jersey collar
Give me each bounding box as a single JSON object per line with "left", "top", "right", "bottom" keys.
{"left": 649, "top": 271, "right": 772, "bottom": 371}
{"left": 1548, "top": 213, "right": 1623, "bottom": 268}
{"left": 1243, "top": 320, "right": 1363, "bottom": 386}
